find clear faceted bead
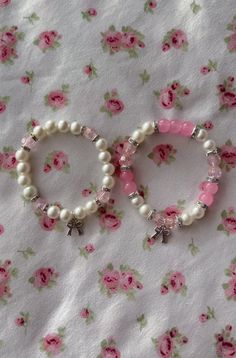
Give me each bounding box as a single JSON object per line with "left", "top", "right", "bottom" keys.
{"left": 21, "top": 135, "right": 37, "bottom": 150}
{"left": 82, "top": 127, "right": 98, "bottom": 141}
{"left": 96, "top": 189, "right": 110, "bottom": 204}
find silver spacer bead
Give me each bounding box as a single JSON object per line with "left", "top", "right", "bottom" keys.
{"left": 92, "top": 135, "right": 100, "bottom": 143}
{"left": 191, "top": 126, "right": 200, "bottom": 139}
{"left": 80, "top": 126, "right": 86, "bottom": 136}
{"left": 128, "top": 191, "right": 139, "bottom": 200}
{"left": 147, "top": 209, "right": 156, "bottom": 221}
{"left": 177, "top": 216, "right": 183, "bottom": 227}
{"left": 31, "top": 135, "right": 38, "bottom": 142}
{"left": 120, "top": 165, "right": 132, "bottom": 171}
{"left": 197, "top": 200, "right": 208, "bottom": 209}
{"left": 206, "top": 147, "right": 221, "bottom": 157}
{"left": 102, "top": 186, "right": 111, "bottom": 192}
{"left": 95, "top": 198, "right": 103, "bottom": 207}
{"left": 21, "top": 145, "right": 30, "bottom": 152}
{"left": 31, "top": 195, "right": 40, "bottom": 202}
{"left": 206, "top": 176, "right": 220, "bottom": 183}
{"left": 128, "top": 137, "right": 139, "bottom": 147}
{"left": 153, "top": 121, "right": 159, "bottom": 133}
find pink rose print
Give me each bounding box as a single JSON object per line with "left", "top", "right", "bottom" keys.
{"left": 26, "top": 118, "right": 40, "bottom": 133}
{"left": 161, "top": 271, "right": 187, "bottom": 296}
{"left": 148, "top": 144, "right": 177, "bottom": 166}
{"left": 0, "top": 96, "right": 9, "bottom": 114}
{"left": 40, "top": 327, "right": 66, "bottom": 356}
{"left": 0, "top": 26, "right": 24, "bottom": 64}
{"left": 96, "top": 195, "right": 123, "bottom": 233}
{"left": 164, "top": 205, "right": 182, "bottom": 218}
{"left": 217, "top": 76, "right": 236, "bottom": 111}
{"left": 83, "top": 62, "right": 98, "bottom": 79}
{"left": 20, "top": 71, "right": 34, "bottom": 88}
{"left": 0, "top": 259, "right": 18, "bottom": 305}
{"left": 81, "top": 8, "right": 97, "bottom": 22}
{"left": 101, "top": 25, "right": 145, "bottom": 58}
{"left": 98, "top": 263, "right": 143, "bottom": 299}
{"left": 0, "top": 147, "right": 18, "bottom": 178}
{"left": 214, "top": 325, "right": 236, "bottom": 358}
{"left": 0, "top": 0, "right": 11, "bottom": 7}
{"left": 144, "top": 0, "right": 158, "bottom": 14}
{"left": 45, "top": 84, "right": 69, "bottom": 111}
{"left": 203, "top": 120, "right": 214, "bottom": 130}
{"left": 43, "top": 150, "right": 70, "bottom": 174}
{"left": 0, "top": 224, "right": 4, "bottom": 235}
{"left": 97, "top": 337, "right": 121, "bottom": 358}
{"left": 225, "top": 16, "right": 236, "bottom": 53}
{"left": 100, "top": 89, "right": 124, "bottom": 117}
{"left": 200, "top": 59, "right": 218, "bottom": 75}
{"left": 199, "top": 306, "right": 216, "bottom": 323}
{"left": 15, "top": 312, "right": 30, "bottom": 333}
{"left": 34, "top": 30, "right": 62, "bottom": 52}
{"left": 220, "top": 140, "right": 236, "bottom": 171}
{"left": 80, "top": 306, "right": 95, "bottom": 325}
{"left": 109, "top": 137, "right": 129, "bottom": 177}
{"left": 79, "top": 243, "right": 95, "bottom": 260}
{"left": 223, "top": 257, "right": 236, "bottom": 300}
{"left": 152, "top": 327, "right": 188, "bottom": 357}
{"left": 162, "top": 29, "right": 188, "bottom": 52}
{"left": 29, "top": 267, "right": 59, "bottom": 291}
{"left": 33, "top": 202, "right": 63, "bottom": 233}
{"left": 154, "top": 80, "right": 190, "bottom": 110}
{"left": 217, "top": 207, "right": 236, "bottom": 236}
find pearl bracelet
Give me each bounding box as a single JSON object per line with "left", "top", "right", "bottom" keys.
{"left": 119, "top": 119, "right": 222, "bottom": 244}
{"left": 16, "top": 120, "right": 115, "bottom": 235}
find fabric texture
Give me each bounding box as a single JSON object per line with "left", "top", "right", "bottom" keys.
{"left": 0, "top": 0, "right": 236, "bottom": 357}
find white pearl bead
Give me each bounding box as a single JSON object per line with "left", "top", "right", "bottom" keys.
{"left": 102, "top": 175, "right": 115, "bottom": 189}
{"left": 23, "top": 185, "right": 37, "bottom": 200}
{"left": 32, "top": 126, "right": 45, "bottom": 139}
{"left": 47, "top": 205, "right": 60, "bottom": 219}
{"left": 141, "top": 121, "right": 154, "bottom": 135}
{"left": 98, "top": 151, "right": 112, "bottom": 164}
{"left": 139, "top": 204, "right": 151, "bottom": 217}
{"left": 57, "top": 120, "right": 69, "bottom": 133}
{"left": 15, "top": 149, "right": 29, "bottom": 162}
{"left": 85, "top": 200, "right": 98, "bottom": 214}
{"left": 191, "top": 205, "right": 205, "bottom": 219}
{"left": 181, "top": 212, "right": 193, "bottom": 226}
{"left": 102, "top": 163, "right": 115, "bottom": 175}
{"left": 44, "top": 120, "right": 57, "bottom": 134}
{"left": 95, "top": 138, "right": 108, "bottom": 151}
{"left": 70, "top": 121, "right": 81, "bottom": 135}
{"left": 203, "top": 139, "right": 216, "bottom": 152}
{"left": 17, "top": 162, "right": 30, "bottom": 175}
{"left": 74, "top": 206, "right": 86, "bottom": 219}
{"left": 131, "top": 195, "right": 144, "bottom": 208}
{"left": 196, "top": 129, "right": 208, "bottom": 142}
{"left": 60, "top": 209, "right": 72, "bottom": 222}
{"left": 17, "top": 175, "right": 31, "bottom": 186}
{"left": 131, "top": 129, "right": 145, "bottom": 143}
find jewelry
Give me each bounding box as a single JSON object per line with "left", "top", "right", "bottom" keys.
{"left": 16, "top": 120, "right": 115, "bottom": 236}
{"left": 119, "top": 119, "right": 222, "bottom": 243}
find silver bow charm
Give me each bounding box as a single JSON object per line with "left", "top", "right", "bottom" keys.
{"left": 67, "top": 217, "right": 84, "bottom": 236}
{"left": 150, "top": 225, "right": 171, "bottom": 244}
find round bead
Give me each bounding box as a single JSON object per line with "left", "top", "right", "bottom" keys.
{"left": 98, "top": 151, "right": 112, "bottom": 164}
{"left": 102, "top": 175, "right": 115, "bottom": 189}
{"left": 23, "top": 185, "right": 37, "bottom": 200}
{"left": 139, "top": 204, "right": 152, "bottom": 218}
{"left": 180, "top": 121, "right": 195, "bottom": 137}
{"left": 120, "top": 170, "right": 134, "bottom": 182}
{"left": 95, "top": 138, "right": 108, "bottom": 151}
{"left": 15, "top": 149, "right": 29, "bottom": 162}
{"left": 199, "top": 192, "right": 214, "bottom": 207}
{"left": 32, "top": 126, "right": 45, "bottom": 139}
{"left": 47, "top": 205, "right": 60, "bottom": 219}
{"left": 180, "top": 212, "right": 193, "bottom": 226}
{"left": 196, "top": 129, "right": 208, "bottom": 142}
{"left": 17, "top": 174, "right": 31, "bottom": 186}
{"left": 131, "top": 130, "right": 145, "bottom": 143}
{"left": 70, "top": 121, "right": 81, "bottom": 135}
{"left": 202, "top": 182, "right": 219, "bottom": 194}
{"left": 191, "top": 205, "right": 205, "bottom": 219}
{"left": 203, "top": 139, "right": 216, "bottom": 152}
{"left": 123, "top": 181, "right": 137, "bottom": 195}
{"left": 60, "top": 209, "right": 72, "bottom": 222}
{"left": 141, "top": 122, "right": 154, "bottom": 135}
{"left": 85, "top": 200, "right": 98, "bottom": 214}
{"left": 170, "top": 120, "right": 182, "bottom": 134}
{"left": 158, "top": 119, "right": 171, "bottom": 133}
{"left": 57, "top": 120, "right": 69, "bottom": 133}
{"left": 74, "top": 207, "right": 86, "bottom": 219}
{"left": 17, "top": 162, "right": 30, "bottom": 175}
{"left": 102, "top": 163, "right": 115, "bottom": 175}
{"left": 44, "top": 120, "right": 57, "bottom": 134}
{"left": 131, "top": 195, "right": 144, "bottom": 208}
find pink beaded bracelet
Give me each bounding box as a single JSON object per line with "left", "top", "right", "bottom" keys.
{"left": 16, "top": 120, "right": 115, "bottom": 236}
{"left": 119, "top": 119, "right": 222, "bottom": 243}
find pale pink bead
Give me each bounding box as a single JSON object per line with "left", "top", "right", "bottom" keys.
{"left": 82, "top": 127, "right": 98, "bottom": 141}
{"left": 170, "top": 120, "right": 182, "bottom": 134}
{"left": 199, "top": 192, "right": 214, "bottom": 207}
{"left": 120, "top": 170, "right": 134, "bottom": 182}
{"left": 207, "top": 154, "right": 221, "bottom": 166}
{"left": 158, "top": 119, "right": 171, "bottom": 133}
{"left": 96, "top": 189, "right": 110, "bottom": 204}
{"left": 33, "top": 197, "right": 48, "bottom": 212}
{"left": 154, "top": 213, "right": 165, "bottom": 226}
{"left": 21, "top": 135, "right": 37, "bottom": 150}
{"left": 123, "top": 181, "right": 137, "bottom": 195}
{"left": 119, "top": 155, "right": 133, "bottom": 166}
{"left": 180, "top": 121, "right": 195, "bottom": 137}
{"left": 123, "top": 142, "right": 136, "bottom": 156}
{"left": 208, "top": 166, "right": 222, "bottom": 179}
{"left": 165, "top": 217, "right": 178, "bottom": 229}
{"left": 202, "top": 182, "right": 219, "bottom": 194}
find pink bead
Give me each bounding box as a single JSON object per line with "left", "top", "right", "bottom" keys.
{"left": 165, "top": 217, "right": 178, "bottom": 229}
{"left": 119, "top": 155, "right": 133, "bottom": 166}
{"left": 170, "top": 120, "right": 182, "bottom": 134}
{"left": 208, "top": 166, "right": 222, "bottom": 179}
{"left": 207, "top": 154, "right": 221, "bottom": 166}
{"left": 202, "top": 182, "right": 219, "bottom": 194}
{"left": 123, "top": 142, "right": 136, "bottom": 156}
{"left": 123, "top": 181, "right": 137, "bottom": 196}
{"left": 120, "top": 170, "right": 134, "bottom": 182}
{"left": 21, "top": 135, "right": 37, "bottom": 150}
{"left": 180, "top": 121, "right": 195, "bottom": 137}
{"left": 33, "top": 197, "right": 47, "bottom": 212}
{"left": 199, "top": 192, "right": 214, "bottom": 207}
{"left": 154, "top": 213, "right": 165, "bottom": 226}
{"left": 82, "top": 127, "right": 97, "bottom": 141}
{"left": 96, "top": 189, "right": 110, "bottom": 204}
{"left": 158, "top": 119, "right": 171, "bottom": 133}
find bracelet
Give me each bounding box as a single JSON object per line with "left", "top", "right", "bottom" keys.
{"left": 16, "top": 120, "right": 115, "bottom": 236}
{"left": 119, "top": 119, "right": 222, "bottom": 244}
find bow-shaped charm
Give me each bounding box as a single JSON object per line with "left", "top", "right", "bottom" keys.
{"left": 67, "top": 217, "right": 84, "bottom": 236}
{"left": 150, "top": 225, "right": 171, "bottom": 244}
